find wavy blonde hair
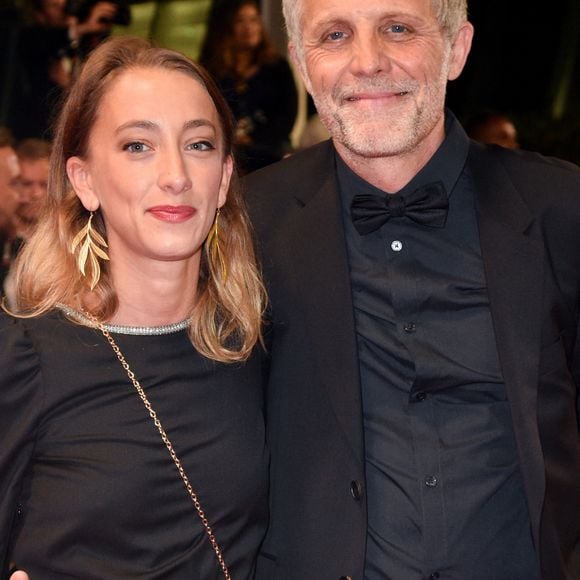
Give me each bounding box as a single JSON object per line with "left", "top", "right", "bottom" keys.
{"left": 10, "top": 36, "right": 266, "bottom": 363}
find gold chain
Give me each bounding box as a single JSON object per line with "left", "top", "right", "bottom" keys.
{"left": 95, "top": 318, "right": 231, "bottom": 580}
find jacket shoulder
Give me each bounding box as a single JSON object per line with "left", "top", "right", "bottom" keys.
{"left": 470, "top": 143, "right": 580, "bottom": 209}
{"left": 243, "top": 140, "right": 334, "bottom": 203}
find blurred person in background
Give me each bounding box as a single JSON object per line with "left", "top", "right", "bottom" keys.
{"left": 3, "top": 138, "right": 52, "bottom": 305}
{"left": 9, "top": 0, "right": 126, "bottom": 140}
{"left": 200, "top": 0, "right": 298, "bottom": 174}
{"left": 465, "top": 110, "right": 520, "bottom": 149}
{"left": 0, "top": 128, "right": 20, "bottom": 291}
{"left": 14, "top": 138, "right": 51, "bottom": 238}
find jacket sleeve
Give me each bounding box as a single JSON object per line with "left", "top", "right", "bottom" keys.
{"left": 0, "top": 315, "right": 44, "bottom": 573}
{"left": 574, "top": 316, "right": 580, "bottom": 432}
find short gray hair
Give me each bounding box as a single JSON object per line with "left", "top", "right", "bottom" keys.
{"left": 283, "top": 0, "right": 468, "bottom": 59}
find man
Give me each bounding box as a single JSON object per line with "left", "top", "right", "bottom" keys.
{"left": 245, "top": 0, "right": 580, "bottom": 578}
{"left": 0, "top": 129, "right": 20, "bottom": 290}
{"left": 1, "top": 138, "right": 51, "bottom": 306}
{"left": 14, "top": 138, "right": 50, "bottom": 238}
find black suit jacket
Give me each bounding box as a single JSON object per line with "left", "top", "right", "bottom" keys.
{"left": 244, "top": 139, "right": 580, "bottom": 580}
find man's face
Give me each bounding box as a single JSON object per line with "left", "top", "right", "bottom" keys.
{"left": 16, "top": 156, "right": 49, "bottom": 225}
{"left": 294, "top": 0, "right": 472, "bottom": 160}
{"left": 0, "top": 146, "right": 20, "bottom": 234}
{"left": 40, "top": 0, "right": 67, "bottom": 27}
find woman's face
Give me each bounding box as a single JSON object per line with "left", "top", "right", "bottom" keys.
{"left": 232, "top": 3, "right": 263, "bottom": 50}
{"left": 67, "top": 66, "right": 232, "bottom": 275}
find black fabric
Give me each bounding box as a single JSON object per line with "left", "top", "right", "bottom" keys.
{"left": 9, "top": 26, "right": 70, "bottom": 140}
{"left": 337, "top": 114, "right": 538, "bottom": 579}
{"left": 350, "top": 181, "right": 448, "bottom": 234}
{"left": 243, "top": 133, "right": 580, "bottom": 579}
{"left": 217, "top": 57, "right": 298, "bottom": 174}
{"left": 0, "top": 311, "right": 268, "bottom": 578}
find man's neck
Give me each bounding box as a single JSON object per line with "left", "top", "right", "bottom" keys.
{"left": 333, "top": 122, "right": 446, "bottom": 193}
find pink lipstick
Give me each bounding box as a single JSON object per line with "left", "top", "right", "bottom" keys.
{"left": 148, "top": 205, "right": 196, "bottom": 223}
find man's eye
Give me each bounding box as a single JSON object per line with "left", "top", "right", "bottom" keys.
{"left": 326, "top": 31, "right": 346, "bottom": 41}
{"left": 389, "top": 24, "right": 407, "bottom": 33}
{"left": 123, "top": 142, "right": 149, "bottom": 153}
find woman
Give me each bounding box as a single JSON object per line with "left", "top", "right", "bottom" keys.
{"left": 199, "top": 0, "right": 298, "bottom": 174}
{"left": 0, "top": 36, "right": 267, "bottom": 578}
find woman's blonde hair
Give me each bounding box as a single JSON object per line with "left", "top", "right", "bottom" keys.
{"left": 11, "top": 36, "right": 266, "bottom": 363}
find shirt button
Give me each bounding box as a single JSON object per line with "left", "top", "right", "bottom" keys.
{"left": 350, "top": 480, "right": 363, "bottom": 501}
{"left": 403, "top": 322, "right": 416, "bottom": 333}
{"left": 413, "top": 391, "right": 426, "bottom": 402}
{"left": 390, "top": 240, "right": 403, "bottom": 251}
{"left": 425, "top": 475, "right": 438, "bottom": 487}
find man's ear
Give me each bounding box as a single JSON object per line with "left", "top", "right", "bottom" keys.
{"left": 66, "top": 156, "right": 100, "bottom": 211}
{"left": 448, "top": 21, "right": 474, "bottom": 81}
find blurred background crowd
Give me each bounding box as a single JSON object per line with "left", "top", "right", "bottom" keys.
{"left": 1, "top": 0, "right": 579, "bottom": 160}
{"left": 0, "top": 0, "right": 579, "bottom": 296}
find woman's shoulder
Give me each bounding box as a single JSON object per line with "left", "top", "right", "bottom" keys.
{"left": 0, "top": 309, "right": 98, "bottom": 409}
{"left": 0, "top": 310, "right": 35, "bottom": 348}
{"left": 0, "top": 309, "right": 81, "bottom": 360}
{"left": 0, "top": 312, "right": 46, "bottom": 409}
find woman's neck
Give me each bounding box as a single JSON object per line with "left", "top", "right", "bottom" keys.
{"left": 108, "top": 254, "right": 200, "bottom": 327}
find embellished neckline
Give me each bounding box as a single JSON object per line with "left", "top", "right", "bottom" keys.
{"left": 56, "top": 304, "right": 191, "bottom": 336}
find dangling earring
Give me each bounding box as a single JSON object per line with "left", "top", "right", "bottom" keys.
{"left": 70, "top": 211, "right": 109, "bottom": 290}
{"left": 206, "top": 208, "right": 227, "bottom": 279}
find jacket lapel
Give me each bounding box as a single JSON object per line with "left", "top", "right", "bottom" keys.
{"left": 290, "top": 143, "right": 364, "bottom": 464}
{"left": 469, "top": 143, "right": 545, "bottom": 547}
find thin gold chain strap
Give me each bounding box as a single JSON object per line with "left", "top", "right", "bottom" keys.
{"left": 95, "top": 319, "right": 231, "bottom": 580}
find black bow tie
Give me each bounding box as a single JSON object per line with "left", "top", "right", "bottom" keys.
{"left": 350, "top": 181, "right": 449, "bottom": 235}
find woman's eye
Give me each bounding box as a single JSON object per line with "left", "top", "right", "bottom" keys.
{"left": 188, "top": 141, "right": 215, "bottom": 151}
{"left": 123, "top": 142, "right": 150, "bottom": 153}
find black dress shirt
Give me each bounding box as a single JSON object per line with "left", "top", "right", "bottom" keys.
{"left": 337, "top": 113, "right": 539, "bottom": 580}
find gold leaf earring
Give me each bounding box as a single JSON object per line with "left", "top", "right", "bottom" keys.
{"left": 206, "top": 208, "right": 227, "bottom": 279}
{"left": 70, "top": 211, "right": 109, "bottom": 290}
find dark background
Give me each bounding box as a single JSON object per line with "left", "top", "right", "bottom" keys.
{"left": 447, "top": 0, "right": 580, "bottom": 162}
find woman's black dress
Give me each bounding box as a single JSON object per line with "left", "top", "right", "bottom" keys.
{"left": 0, "top": 311, "right": 268, "bottom": 578}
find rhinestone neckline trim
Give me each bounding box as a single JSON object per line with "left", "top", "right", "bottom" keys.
{"left": 57, "top": 304, "right": 191, "bottom": 335}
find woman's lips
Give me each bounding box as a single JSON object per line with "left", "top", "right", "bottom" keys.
{"left": 147, "top": 205, "right": 196, "bottom": 223}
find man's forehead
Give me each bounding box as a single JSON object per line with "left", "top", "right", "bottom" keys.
{"left": 0, "top": 146, "right": 20, "bottom": 179}
{"left": 20, "top": 157, "right": 49, "bottom": 173}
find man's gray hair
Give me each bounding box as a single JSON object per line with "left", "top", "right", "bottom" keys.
{"left": 283, "top": 0, "right": 468, "bottom": 60}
